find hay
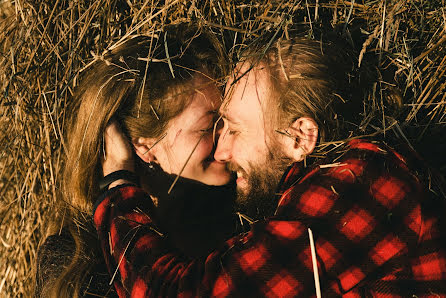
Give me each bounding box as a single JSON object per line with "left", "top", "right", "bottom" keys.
{"left": 0, "top": 0, "right": 445, "bottom": 296}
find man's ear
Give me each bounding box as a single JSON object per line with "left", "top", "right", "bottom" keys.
{"left": 132, "top": 137, "right": 158, "bottom": 163}
{"left": 283, "top": 117, "right": 318, "bottom": 162}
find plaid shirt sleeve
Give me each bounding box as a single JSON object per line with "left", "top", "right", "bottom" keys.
{"left": 94, "top": 140, "right": 446, "bottom": 297}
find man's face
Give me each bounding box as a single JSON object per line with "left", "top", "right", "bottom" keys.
{"left": 215, "top": 63, "right": 292, "bottom": 215}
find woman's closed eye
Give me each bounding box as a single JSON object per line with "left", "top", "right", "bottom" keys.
{"left": 198, "top": 127, "right": 213, "bottom": 135}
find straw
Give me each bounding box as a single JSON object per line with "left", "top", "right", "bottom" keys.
{"left": 1, "top": 0, "right": 445, "bottom": 296}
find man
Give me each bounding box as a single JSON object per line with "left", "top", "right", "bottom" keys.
{"left": 95, "top": 34, "right": 446, "bottom": 297}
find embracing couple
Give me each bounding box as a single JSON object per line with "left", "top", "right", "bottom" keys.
{"left": 44, "top": 24, "right": 446, "bottom": 297}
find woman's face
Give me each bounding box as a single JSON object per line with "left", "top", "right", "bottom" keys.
{"left": 144, "top": 77, "right": 232, "bottom": 186}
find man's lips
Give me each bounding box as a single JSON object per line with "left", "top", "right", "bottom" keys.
{"left": 236, "top": 171, "right": 248, "bottom": 187}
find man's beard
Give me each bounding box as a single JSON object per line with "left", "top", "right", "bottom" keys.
{"left": 228, "top": 144, "right": 293, "bottom": 220}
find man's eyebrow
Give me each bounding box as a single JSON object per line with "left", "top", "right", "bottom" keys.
{"left": 219, "top": 111, "right": 240, "bottom": 125}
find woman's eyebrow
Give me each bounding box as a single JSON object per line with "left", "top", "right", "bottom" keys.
{"left": 202, "top": 110, "right": 218, "bottom": 119}
{"left": 193, "top": 110, "right": 218, "bottom": 126}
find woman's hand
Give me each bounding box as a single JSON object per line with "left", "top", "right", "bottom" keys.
{"left": 102, "top": 121, "right": 135, "bottom": 187}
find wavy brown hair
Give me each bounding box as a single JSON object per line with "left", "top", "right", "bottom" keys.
{"left": 37, "top": 25, "right": 226, "bottom": 297}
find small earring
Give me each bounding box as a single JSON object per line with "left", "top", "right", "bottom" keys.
{"left": 147, "top": 162, "right": 155, "bottom": 170}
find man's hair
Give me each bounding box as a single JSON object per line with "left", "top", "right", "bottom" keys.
{"left": 241, "top": 32, "right": 402, "bottom": 150}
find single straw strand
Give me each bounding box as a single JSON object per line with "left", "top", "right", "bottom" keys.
{"left": 167, "top": 133, "right": 205, "bottom": 194}
{"left": 308, "top": 228, "right": 321, "bottom": 298}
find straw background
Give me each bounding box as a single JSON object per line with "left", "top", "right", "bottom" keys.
{"left": 1, "top": 0, "right": 445, "bottom": 296}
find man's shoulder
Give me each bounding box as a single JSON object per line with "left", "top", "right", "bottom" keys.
{"left": 276, "top": 138, "right": 424, "bottom": 212}
{"left": 282, "top": 139, "right": 410, "bottom": 186}
{"left": 319, "top": 139, "right": 418, "bottom": 186}
{"left": 335, "top": 139, "right": 405, "bottom": 163}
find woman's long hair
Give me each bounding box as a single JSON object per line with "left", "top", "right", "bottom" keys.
{"left": 37, "top": 25, "right": 226, "bottom": 297}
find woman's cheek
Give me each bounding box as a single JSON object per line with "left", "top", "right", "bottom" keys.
{"left": 200, "top": 134, "right": 215, "bottom": 157}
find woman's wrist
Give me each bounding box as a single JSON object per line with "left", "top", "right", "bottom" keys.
{"left": 102, "top": 161, "right": 135, "bottom": 176}
{"left": 99, "top": 170, "right": 139, "bottom": 192}
{"left": 108, "top": 179, "right": 135, "bottom": 189}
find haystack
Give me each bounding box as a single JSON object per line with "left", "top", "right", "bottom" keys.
{"left": 0, "top": 0, "right": 445, "bottom": 296}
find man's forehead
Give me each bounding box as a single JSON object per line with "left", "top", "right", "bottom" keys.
{"left": 220, "top": 63, "right": 271, "bottom": 121}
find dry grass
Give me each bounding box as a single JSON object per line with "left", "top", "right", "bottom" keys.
{"left": 0, "top": 0, "right": 445, "bottom": 296}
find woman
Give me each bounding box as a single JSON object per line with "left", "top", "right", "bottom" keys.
{"left": 36, "top": 26, "right": 239, "bottom": 297}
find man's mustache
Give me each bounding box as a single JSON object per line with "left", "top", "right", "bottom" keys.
{"left": 227, "top": 161, "right": 249, "bottom": 177}
{"left": 227, "top": 161, "right": 241, "bottom": 173}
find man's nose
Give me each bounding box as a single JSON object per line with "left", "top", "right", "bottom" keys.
{"left": 214, "top": 126, "right": 232, "bottom": 162}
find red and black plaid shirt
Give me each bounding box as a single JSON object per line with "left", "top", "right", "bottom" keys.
{"left": 94, "top": 139, "right": 446, "bottom": 297}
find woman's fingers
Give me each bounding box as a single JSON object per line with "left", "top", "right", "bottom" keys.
{"left": 102, "top": 120, "right": 135, "bottom": 175}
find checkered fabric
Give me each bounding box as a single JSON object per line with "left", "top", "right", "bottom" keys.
{"left": 94, "top": 140, "right": 446, "bottom": 297}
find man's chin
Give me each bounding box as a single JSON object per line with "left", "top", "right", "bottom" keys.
{"left": 235, "top": 191, "right": 278, "bottom": 220}
{"left": 235, "top": 183, "right": 279, "bottom": 220}
{"left": 236, "top": 186, "right": 249, "bottom": 200}
{"left": 232, "top": 148, "right": 291, "bottom": 219}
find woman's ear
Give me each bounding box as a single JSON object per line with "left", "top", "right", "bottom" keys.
{"left": 283, "top": 117, "right": 318, "bottom": 162}
{"left": 133, "top": 137, "right": 158, "bottom": 163}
